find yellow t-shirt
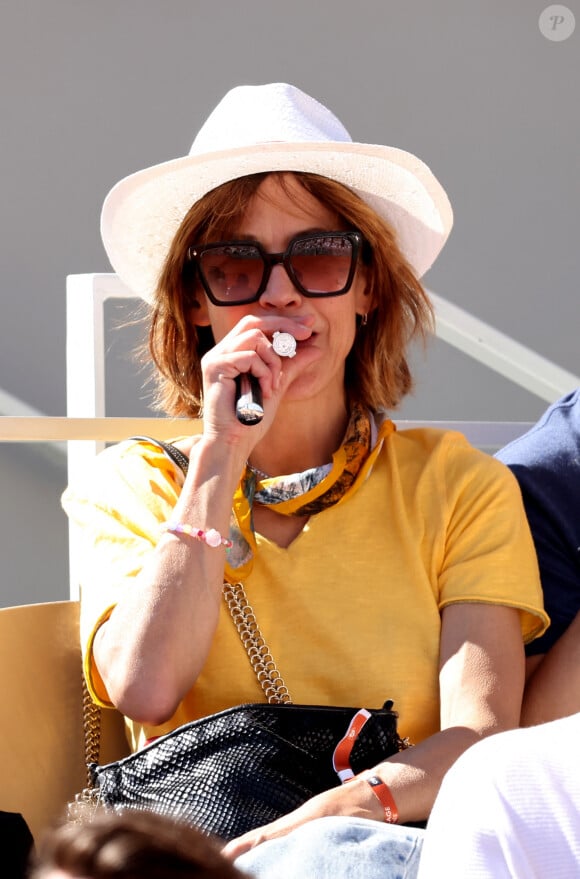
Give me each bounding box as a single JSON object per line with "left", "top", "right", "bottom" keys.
{"left": 62, "top": 423, "right": 548, "bottom": 752}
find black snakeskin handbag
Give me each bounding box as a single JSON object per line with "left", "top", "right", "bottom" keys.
{"left": 83, "top": 439, "right": 408, "bottom": 841}
{"left": 90, "top": 697, "right": 405, "bottom": 841}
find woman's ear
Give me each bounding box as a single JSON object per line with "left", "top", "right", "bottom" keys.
{"left": 183, "top": 260, "right": 211, "bottom": 327}
{"left": 188, "top": 297, "right": 211, "bottom": 327}
{"left": 354, "top": 266, "right": 374, "bottom": 315}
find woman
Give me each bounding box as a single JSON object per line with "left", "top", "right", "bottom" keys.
{"left": 62, "top": 83, "right": 547, "bottom": 877}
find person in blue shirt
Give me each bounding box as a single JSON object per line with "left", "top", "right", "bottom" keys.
{"left": 496, "top": 387, "right": 580, "bottom": 724}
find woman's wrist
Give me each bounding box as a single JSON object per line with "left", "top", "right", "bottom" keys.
{"left": 179, "top": 436, "right": 246, "bottom": 509}
{"left": 354, "top": 771, "right": 399, "bottom": 824}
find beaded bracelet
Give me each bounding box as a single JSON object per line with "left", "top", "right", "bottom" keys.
{"left": 161, "top": 521, "right": 232, "bottom": 549}
{"left": 364, "top": 775, "right": 399, "bottom": 824}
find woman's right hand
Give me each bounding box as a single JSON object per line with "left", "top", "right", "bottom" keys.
{"left": 199, "top": 314, "right": 313, "bottom": 453}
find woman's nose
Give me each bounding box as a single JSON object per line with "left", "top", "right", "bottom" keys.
{"left": 259, "top": 263, "right": 302, "bottom": 308}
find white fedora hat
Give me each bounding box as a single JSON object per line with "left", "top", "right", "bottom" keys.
{"left": 101, "top": 82, "right": 453, "bottom": 302}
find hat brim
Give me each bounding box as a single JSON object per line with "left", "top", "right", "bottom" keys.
{"left": 101, "top": 141, "right": 453, "bottom": 302}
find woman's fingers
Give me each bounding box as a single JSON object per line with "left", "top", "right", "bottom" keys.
{"left": 199, "top": 314, "right": 316, "bottom": 449}
{"left": 222, "top": 780, "right": 378, "bottom": 860}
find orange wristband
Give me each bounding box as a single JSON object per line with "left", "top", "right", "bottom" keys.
{"left": 365, "top": 775, "right": 399, "bottom": 824}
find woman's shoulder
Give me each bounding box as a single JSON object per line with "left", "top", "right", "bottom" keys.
{"left": 62, "top": 435, "right": 190, "bottom": 516}
{"left": 389, "top": 422, "right": 469, "bottom": 451}
{"left": 82, "top": 437, "right": 181, "bottom": 480}
{"left": 388, "top": 420, "right": 498, "bottom": 464}
{"left": 383, "top": 420, "right": 518, "bottom": 493}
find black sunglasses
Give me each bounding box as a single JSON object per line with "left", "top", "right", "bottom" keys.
{"left": 187, "top": 231, "right": 362, "bottom": 306}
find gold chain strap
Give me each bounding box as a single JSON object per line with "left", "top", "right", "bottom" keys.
{"left": 223, "top": 581, "right": 293, "bottom": 704}
{"left": 68, "top": 676, "right": 103, "bottom": 823}
{"left": 82, "top": 675, "right": 101, "bottom": 783}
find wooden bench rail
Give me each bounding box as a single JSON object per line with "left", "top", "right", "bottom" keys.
{"left": 0, "top": 416, "right": 202, "bottom": 442}
{"left": 0, "top": 415, "right": 531, "bottom": 449}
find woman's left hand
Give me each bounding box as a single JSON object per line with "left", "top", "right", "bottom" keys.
{"left": 222, "top": 776, "right": 381, "bottom": 860}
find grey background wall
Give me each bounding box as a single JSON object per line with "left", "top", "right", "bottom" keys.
{"left": 1, "top": 0, "right": 578, "bottom": 606}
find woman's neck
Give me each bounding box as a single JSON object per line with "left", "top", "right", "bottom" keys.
{"left": 249, "top": 396, "right": 351, "bottom": 477}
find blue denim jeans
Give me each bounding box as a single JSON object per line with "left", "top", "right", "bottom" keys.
{"left": 235, "top": 816, "right": 424, "bottom": 879}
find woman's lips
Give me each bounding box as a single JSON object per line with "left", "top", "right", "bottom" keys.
{"left": 297, "top": 331, "right": 317, "bottom": 347}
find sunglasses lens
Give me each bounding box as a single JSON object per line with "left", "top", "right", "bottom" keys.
{"left": 289, "top": 235, "right": 355, "bottom": 294}
{"left": 199, "top": 245, "right": 264, "bottom": 303}
{"left": 196, "top": 233, "right": 358, "bottom": 303}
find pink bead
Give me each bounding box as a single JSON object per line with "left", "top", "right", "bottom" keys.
{"left": 204, "top": 528, "right": 223, "bottom": 548}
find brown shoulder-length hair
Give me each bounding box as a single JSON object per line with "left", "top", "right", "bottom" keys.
{"left": 148, "top": 171, "right": 434, "bottom": 416}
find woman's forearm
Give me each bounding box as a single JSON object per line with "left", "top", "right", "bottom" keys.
{"left": 93, "top": 437, "right": 245, "bottom": 724}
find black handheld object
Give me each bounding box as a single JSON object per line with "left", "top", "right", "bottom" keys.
{"left": 235, "top": 374, "right": 264, "bottom": 425}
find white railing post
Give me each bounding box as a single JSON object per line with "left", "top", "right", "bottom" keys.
{"left": 66, "top": 273, "right": 137, "bottom": 597}
{"left": 67, "top": 274, "right": 106, "bottom": 598}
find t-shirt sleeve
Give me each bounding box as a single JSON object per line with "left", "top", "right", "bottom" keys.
{"left": 436, "top": 435, "right": 549, "bottom": 644}
{"left": 61, "top": 440, "right": 181, "bottom": 706}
